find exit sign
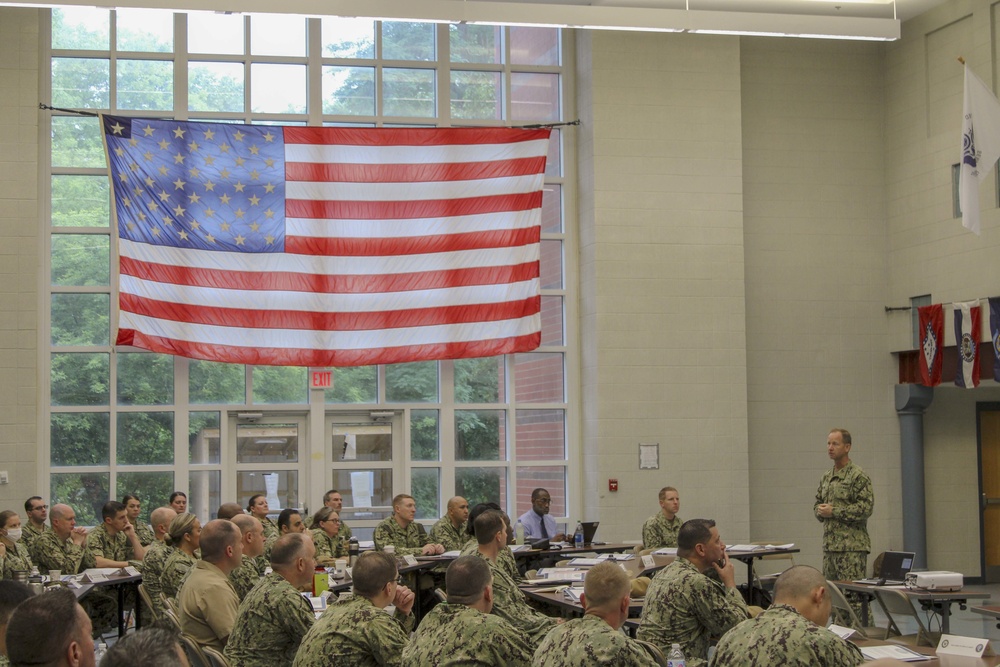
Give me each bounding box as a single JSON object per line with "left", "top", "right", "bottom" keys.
{"left": 310, "top": 369, "right": 333, "bottom": 389}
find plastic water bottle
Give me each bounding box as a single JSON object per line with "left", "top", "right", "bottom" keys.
{"left": 94, "top": 639, "right": 108, "bottom": 662}
{"left": 666, "top": 643, "right": 686, "bottom": 667}
{"left": 574, "top": 521, "right": 584, "bottom": 548}
{"left": 514, "top": 520, "right": 525, "bottom": 545}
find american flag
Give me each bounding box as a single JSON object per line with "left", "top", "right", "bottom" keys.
{"left": 102, "top": 115, "right": 549, "bottom": 367}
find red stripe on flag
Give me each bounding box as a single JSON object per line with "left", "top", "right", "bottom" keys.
{"left": 120, "top": 293, "right": 541, "bottom": 331}
{"left": 285, "top": 157, "right": 548, "bottom": 184}
{"left": 284, "top": 126, "right": 551, "bottom": 147}
{"left": 117, "top": 329, "right": 543, "bottom": 367}
{"left": 285, "top": 227, "right": 540, "bottom": 257}
{"left": 119, "top": 256, "right": 539, "bottom": 293}
{"left": 285, "top": 192, "right": 543, "bottom": 221}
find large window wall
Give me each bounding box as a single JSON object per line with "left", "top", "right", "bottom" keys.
{"left": 45, "top": 8, "right": 575, "bottom": 530}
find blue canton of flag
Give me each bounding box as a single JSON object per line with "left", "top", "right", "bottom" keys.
{"left": 103, "top": 115, "right": 287, "bottom": 253}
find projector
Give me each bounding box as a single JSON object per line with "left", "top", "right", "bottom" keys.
{"left": 905, "top": 571, "right": 963, "bottom": 591}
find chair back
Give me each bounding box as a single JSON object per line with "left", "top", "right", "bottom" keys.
{"left": 634, "top": 639, "right": 667, "bottom": 667}
{"left": 825, "top": 580, "right": 893, "bottom": 639}
{"left": 161, "top": 592, "right": 180, "bottom": 617}
{"left": 872, "top": 588, "right": 936, "bottom": 647}
{"left": 178, "top": 634, "right": 210, "bottom": 667}
{"left": 137, "top": 583, "right": 158, "bottom": 621}
{"left": 160, "top": 605, "right": 182, "bottom": 632}
{"left": 201, "top": 646, "right": 232, "bottom": 667}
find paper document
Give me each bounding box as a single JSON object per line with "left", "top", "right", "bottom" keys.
{"left": 859, "top": 645, "right": 932, "bottom": 662}
{"left": 827, "top": 624, "right": 855, "bottom": 639}
{"left": 342, "top": 433, "right": 357, "bottom": 460}
{"left": 350, "top": 471, "right": 372, "bottom": 509}
{"left": 563, "top": 587, "right": 583, "bottom": 602}
{"left": 510, "top": 544, "right": 532, "bottom": 552}
{"left": 441, "top": 550, "right": 462, "bottom": 558}
{"left": 569, "top": 558, "right": 602, "bottom": 566}
{"left": 537, "top": 568, "right": 586, "bottom": 581}
{"left": 727, "top": 543, "right": 794, "bottom": 552}
{"left": 598, "top": 553, "right": 635, "bottom": 561}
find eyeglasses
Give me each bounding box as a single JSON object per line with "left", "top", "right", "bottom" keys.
{"left": 323, "top": 518, "right": 341, "bottom": 524}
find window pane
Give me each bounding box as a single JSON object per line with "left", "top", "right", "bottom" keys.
{"left": 52, "top": 175, "right": 109, "bottom": 227}
{"left": 516, "top": 465, "right": 565, "bottom": 517}
{"left": 252, "top": 366, "right": 307, "bottom": 404}
{"left": 456, "top": 467, "right": 507, "bottom": 510}
{"left": 51, "top": 353, "right": 109, "bottom": 406}
{"left": 324, "top": 366, "right": 377, "bottom": 403}
{"left": 541, "top": 239, "right": 563, "bottom": 290}
{"left": 323, "top": 66, "right": 375, "bottom": 116}
{"left": 251, "top": 64, "right": 306, "bottom": 114}
{"left": 333, "top": 469, "right": 393, "bottom": 521}
{"left": 237, "top": 423, "right": 299, "bottom": 464}
{"left": 189, "top": 360, "right": 245, "bottom": 404}
{"left": 322, "top": 18, "right": 375, "bottom": 58}
{"left": 118, "top": 411, "right": 174, "bottom": 465}
{"left": 454, "top": 357, "right": 503, "bottom": 403}
{"left": 117, "top": 352, "right": 174, "bottom": 405}
{"left": 189, "top": 411, "right": 221, "bottom": 464}
{"left": 250, "top": 15, "right": 306, "bottom": 56}
{"left": 332, "top": 423, "right": 391, "bottom": 463}
{"left": 51, "top": 234, "right": 110, "bottom": 286}
{"left": 542, "top": 184, "right": 562, "bottom": 233}
{"left": 52, "top": 7, "right": 109, "bottom": 50}
{"left": 52, "top": 58, "right": 110, "bottom": 109}
{"left": 386, "top": 361, "right": 438, "bottom": 402}
{"left": 237, "top": 471, "right": 299, "bottom": 512}
{"left": 383, "top": 68, "right": 435, "bottom": 117}
{"left": 412, "top": 468, "right": 439, "bottom": 519}
{"left": 450, "top": 24, "right": 501, "bottom": 64}
{"left": 545, "top": 128, "right": 561, "bottom": 178}
{"left": 511, "top": 72, "right": 560, "bottom": 122}
{"left": 51, "top": 116, "right": 105, "bottom": 169}
{"left": 510, "top": 27, "right": 559, "bottom": 66}
{"left": 411, "top": 409, "right": 439, "bottom": 461}
{"left": 189, "top": 62, "right": 245, "bottom": 113}
{"left": 117, "top": 59, "right": 173, "bottom": 110}
{"left": 450, "top": 71, "right": 501, "bottom": 120}
{"left": 514, "top": 352, "right": 564, "bottom": 403}
{"left": 540, "top": 296, "right": 564, "bottom": 346}
{"left": 383, "top": 22, "right": 434, "bottom": 61}
{"left": 189, "top": 13, "right": 244, "bottom": 54}
{"left": 51, "top": 294, "right": 109, "bottom": 346}
{"left": 116, "top": 471, "right": 174, "bottom": 524}
{"left": 51, "top": 472, "right": 110, "bottom": 526}
{"left": 189, "top": 470, "right": 221, "bottom": 524}
{"left": 51, "top": 412, "right": 110, "bottom": 465}
{"left": 116, "top": 9, "right": 174, "bottom": 52}
{"left": 515, "top": 409, "right": 565, "bottom": 460}
{"left": 456, "top": 409, "right": 506, "bottom": 461}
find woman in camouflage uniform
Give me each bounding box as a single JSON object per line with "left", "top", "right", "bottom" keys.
{"left": 309, "top": 508, "right": 348, "bottom": 567}
{"left": 160, "top": 513, "right": 201, "bottom": 600}
{"left": 0, "top": 510, "right": 33, "bottom": 579}
{"left": 248, "top": 494, "right": 279, "bottom": 542}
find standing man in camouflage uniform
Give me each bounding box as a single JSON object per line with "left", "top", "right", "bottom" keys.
{"left": 642, "top": 487, "right": 682, "bottom": 550}
{"left": 637, "top": 519, "right": 749, "bottom": 667}
{"left": 30, "top": 503, "right": 94, "bottom": 574}
{"left": 814, "top": 428, "right": 873, "bottom": 618}
{"left": 225, "top": 533, "right": 317, "bottom": 667}
{"left": 293, "top": 550, "right": 415, "bottom": 667}
{"left": 402, "top": 555, "right": 533, "bottom": 666}
{"left": 21, "top": 497, "right": 48, "bottom": 556}
{"left": 85, "top": 501, "right": 146, "bottom": 568}
{"left": 141, "top": 506, "right": 177, "bottom": 618}
{"left": 712, "top": 565, "right": 864, "bottom": 666}
{"left": 428, "top": 497, "right": 469, "bottom": 552}
{"left": 533, "top": 561, "right": 657, "bottom": 667}
{"left": 374, "top": 494, "right": 444, "bottom": 556}
{"left": 123, "top": 494, "right": 156, "bottom": 547}
{"left": 228, "top": 514, "right": 266, "bottom": 601}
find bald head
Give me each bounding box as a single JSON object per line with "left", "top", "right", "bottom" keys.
{"left": 150, "top": 507, "right": 177, "bottom": 540}
{"left": 773, "top": 565, "right": 831, "bottom": 627}
{"left": 217, "top": 503, "right": 244, "bottom": 520}
{"left": 231, "top": 514, "right": 264, "bottom": 558}
{"left": 49, "top": 503, "right": 72, "bottom": 522}
{"left": 446, "top": 496, "right": 470, "bottom": 527}
{"left": 199, "top": 519, "right": 240, "bottom": 566}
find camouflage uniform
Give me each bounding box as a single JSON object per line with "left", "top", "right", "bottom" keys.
{"left": 21, "top": 522, "right": 47, "bottom": 557}
{"left": 0, "top": 541, "right": 33, "bottom": 579}
{"left": 160, "top": 549, "right": 198, "bottom": 599}
{"left": 636, "top": 557, "right": 749, "bottom": 667}
{"left": 401, "top": 602, "right": 533, "bottom": 667}
{"left": 132, "top": 521, "right": 156, "bottom": 547}
{"left": 428, "top": 517, "right": 467, "bottom": 552}
{"left": 224, "top": 572, "right": 316, "bottom": 667}
{"left": 473, "top": 550, "right": 558, "bottom": 649}
{"left": 712, "top": 604, "right": 864, "bottom": 667}
{"left": 532, "top": 614, "right": 658, "bottom": 667}
{"left": 641, "top": 513, "right": 682, "bottom": 550}
{"left": 303, "top": 514, "right": 352, "bottom": 540}
{"left": 142, "top": 540, "right": 174, "bottom": 617}
{"left": 85, "top": 524, "right": 137, "bottom": 564}
{"left": 311, "top": 529, "right": 348, "bottom": 567}
{"left": 461, "top": 539, "right": 523, "bottom": 584}
{"left": 261, "top": 517, "right": 280, "bottom": 542}
{"left": 30, "top": 531, "right": 96, "bottom": 574}
{"left": 292, "top": 594, "right": 414, "bottom": 667}
{"left": 373, "top": 517, "right": 429, "bottom": 556}
{"left": 229, "top": 553, "right": 266, "bottom": 602}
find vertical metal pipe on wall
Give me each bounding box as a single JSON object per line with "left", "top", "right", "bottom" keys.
{"left": 894, "top": 383, "right": 933, "bottom": 569}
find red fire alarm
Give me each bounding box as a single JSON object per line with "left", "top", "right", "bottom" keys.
{"left": 609, "top": 479, "right": 618, "bottom": 492}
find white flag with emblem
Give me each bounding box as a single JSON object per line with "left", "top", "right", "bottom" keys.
{"left": 960, "top": 65, "right": 1000, "bottom": 235}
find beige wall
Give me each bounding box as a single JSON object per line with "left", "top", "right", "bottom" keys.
{"left": 0, "top": 9, "right": 40, "bottom": 514}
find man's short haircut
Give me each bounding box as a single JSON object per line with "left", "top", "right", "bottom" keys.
{"left": 231, "top": 514, "right": 258, "bottom": 536}
{"left": 677, "top": 518, "right": 716, "bottom": 555}
{"left": 169, "top": 491, "right": 187, "bottom": 503}
{"left": 773, "top": 565, "right": 827, "bottom": 603}
{"left": 323, "top": 489, "right": 339, "bottom": 504}
{"left": 271, "top": 533, "right": 308, "bottom": 568}
{"left": 583, "top": 561, "right": 631, "bottom": 609}
{"left": 102, "top": 500, "right": 126, "bottom": 521}
{"left": 149, "top": 507, "right": 175, "bottom": 530}
{"left": 99, "top": 625, "right": 185, "bottom": 667}
{"left": 830, "top": 428, "right": 852, "bottom": 445}
{"left": 658, "top": 486, "right": 678, "bottom": 502}
{"left": 23, "top": 497, "right": 42, "bottom": 514}
{"left": 198, "top": 519, "right": 238, "bottom": 563}
{"left": 466, "top": 502, "right": 501, "bottom": 537}
{"left": 530, "top": 488, "right": 549, "bottom": 501}
{"left": 445, "top": 555, "right": 492, "bottom": 605}
{"left": 217, "top": 502, "right": 244, "bottom": 520}
{"left": 6, "top": 588, "right": 82, "bottom": 667}
{"left": 48, "top": 504, "right": 70, "bottom": 522}
{"left": 391, "top": 494, "right": 413, "bottom": 510}
{"left": 351, "top": 551, "right": 397, "bottom": 598}
{"left": 474, "top": 510, "right": 505, "bottom": 545}
{"left": 121, "top": 493, "right": 139, "bottom": 505}
{"left": 0, "top": 580, "right": 32, "bottom": 625}
{"left": 277, "top": 508, "right": 300, "bottom": 531}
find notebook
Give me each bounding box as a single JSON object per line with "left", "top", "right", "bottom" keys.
{"left": 854, "top": 551, "right": 915, "bottom": 586}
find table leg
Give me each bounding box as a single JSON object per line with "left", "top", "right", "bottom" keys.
{"left": 117, "top": 584, "right": 126, "bottom": 637}
{"left": 134, "top": 582, "right": 142, "bottom": 630}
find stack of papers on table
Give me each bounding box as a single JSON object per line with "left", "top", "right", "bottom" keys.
{"left": 858, "top": 645, "right": 931, "bottom": 662}
{"left": 537, "top": 568, "right": 587, "bottom": 582}
{"left": 441, "top": 551, "right": 462, "bottom": 558}
{"left": 563, "top": 587, "right": 583, "bottom": 602}
{"left": 598, "top": 553, "right": 634, "bottom": 561}
{"left": 510, "top": 544, "right": 532, "bottom": 552}
{"left": 569, "top": 558, "right": 602, "bottom": 566}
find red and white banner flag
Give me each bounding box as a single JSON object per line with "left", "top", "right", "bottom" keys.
{"left": 919, "top": 304, "right": 943, "bottom": 386}
{"left": 954, "top": 300, "right": 981, "bottom": 388}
